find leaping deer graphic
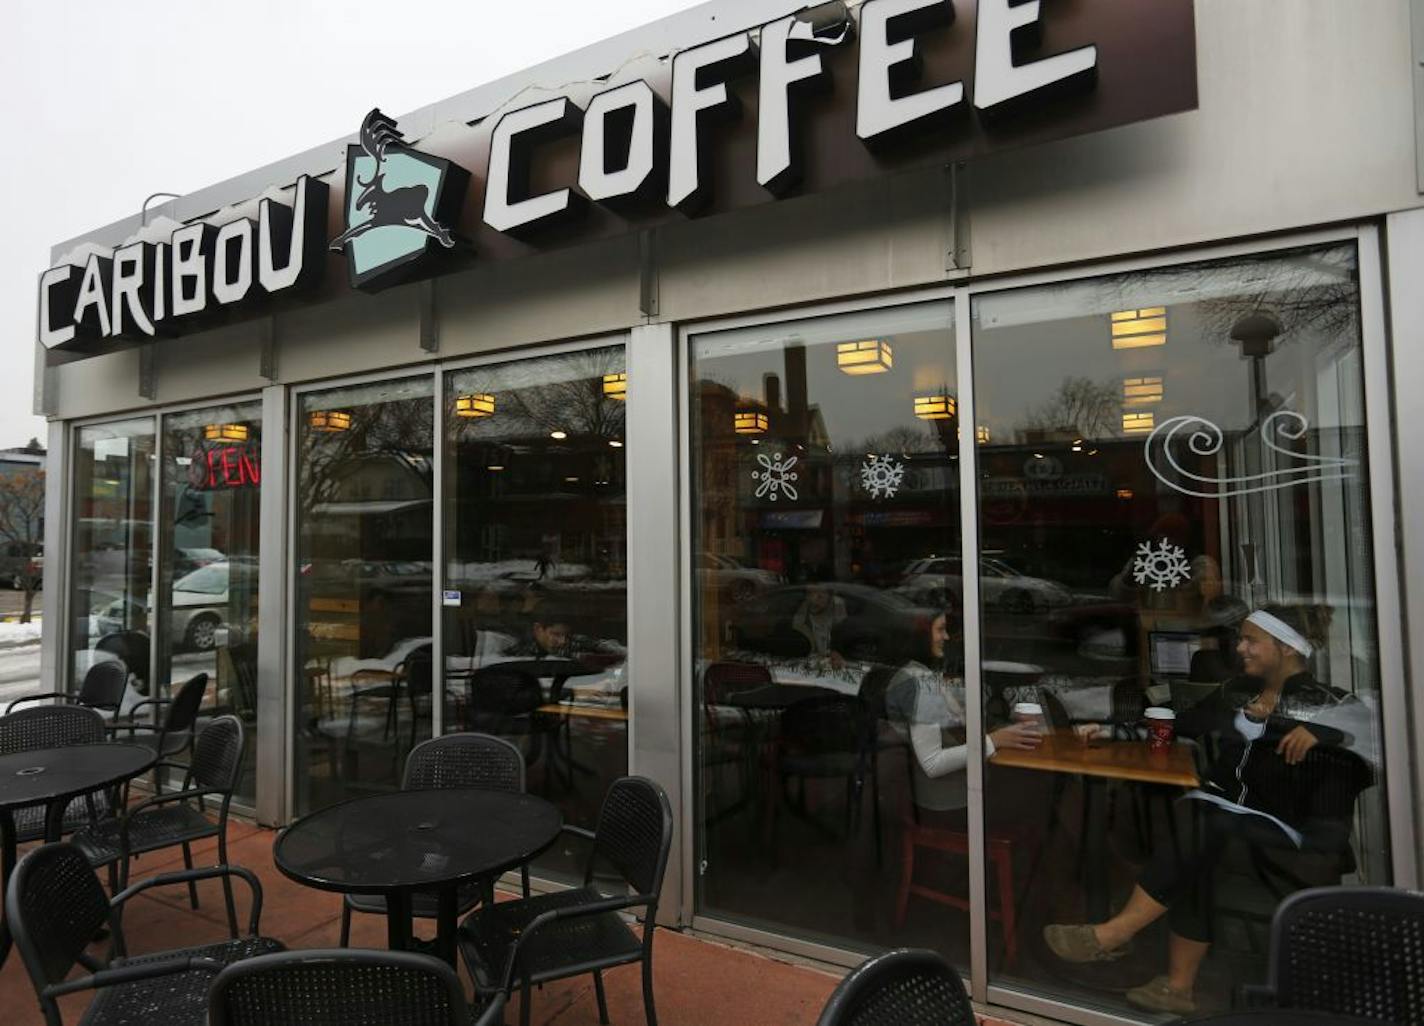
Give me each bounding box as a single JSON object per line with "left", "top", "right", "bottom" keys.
{"left": 330, "top": 109, "right": 455, "bottom": 251}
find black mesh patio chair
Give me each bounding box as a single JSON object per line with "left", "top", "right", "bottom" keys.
{"left": 1241, "top": 885, "right": 1424, "bottom": 1023}
{"left": 815, "top": 948, "right": 975, "bottom": 1026}
{"left": 5, "top": 841, "right": 283, "bottom": 1026}
{"left": 458, "top": 775, "right": 674, "bottom": 1026}
{"left": 72, "top": 715, "right": 247, "bottom": 935}
{"left": 774, "top": 694, "right": 877, "bottom": 849}
{"left": 208, "top": 948, "right": 508, "bottom": 1026}
{"left": 5, "top": 660, "right": 129, "bottom": 716}
{"left": 462, "top": 665, "right": 546, "bottom": 757}
{"left": 109, "top": 672, "right": 208, "bottom": 793}
{"left": 340, "top": 732, "right": 531, "bottom": 946}
{"left": 0, "top": 704, "right": 112, "bottom": 850}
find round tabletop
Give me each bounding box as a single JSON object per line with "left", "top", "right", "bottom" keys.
{"left": 723, "top": 683, "right": 841, "bottom": 710}
{"left": 0, "top": 743, "right": 155, "bottom": 810}
{"left": 274, "top": 788, "right": 562, "bottom": 895}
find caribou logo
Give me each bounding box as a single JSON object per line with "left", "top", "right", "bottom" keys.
{"left": 331, "top": 109, "right": 470, "bottom": 291}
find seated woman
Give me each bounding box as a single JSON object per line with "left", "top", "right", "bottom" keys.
{"left": 886, "top": 609, "right": 1041, "bottom": 827}
{"left": 1044, "top": 603, "right": 1372, "bottom": 1016}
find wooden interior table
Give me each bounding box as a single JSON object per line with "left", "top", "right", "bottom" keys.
{"left": 991, "top": 728, "right": 1198, "bottom": 921}
{"left": 990, "top": 728, "right": 1199, "bottom": 787}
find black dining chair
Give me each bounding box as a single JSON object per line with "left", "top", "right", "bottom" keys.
{"left": 0, "top": 705, "right": 112, "bottom": 857}
{"left": 339, "top": 732, "right": 531, "bottom": 946}
{"left": 462, "top": 665, "right": 547, "bottom": 757}
{"left": 110, "top": 672, "right": 209, "bottom": 793}
{"left": 5, "top": 659, "right": 129, "bottom": 716}
{"left": 95, "top": 630, "right": 150, "bottom": 693}
{"left": 814, "top": 948, "right": 975, "bottom": 1026}
{"left": 208, "top": 948, "right": 505, "bottom": 1026}
{"left": 72, "top": 715, "right": 247, "bottom": 934}
{"left": 1241, "top": 885, "right": 1424, "bottom": 1024}
{"left": 774, "top": 694, "right": 878, "bottom": 850}
{"left": 6, "top": 841, "right": 283, "bottom": 1026}
{"left": 458, "top": 775, "right": 674, "bottom": 1026}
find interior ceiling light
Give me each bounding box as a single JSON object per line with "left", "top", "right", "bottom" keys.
{"left": 734, "top": 410, "right": 769, "bottom": 434}
{"left": 836, "top": 339, "right": 893, "bottom": 375}
{"left": 602, "top": 373, "right": 627, "bottom": 400}
{"left": 1122, "top": 411, "right": 1156, "bottom": 433}
{"left": 609, "top": 439, "right": 624, "bottom": 448}
{"left": 549, "top": 430, "right": 568, "bottom": 440}
{"left": 1111, "top": 308, "right": 1167, "bottom": 349}
{"left": 203, "top": 423, "right": 249, "bottom": 443}
{"left": 308, "top": 410, "right": 352, "bottom": 432}
{"left": 914, "top": 394, "right": 956, "bottom": 420}
{"left": 1122, "top": 376, "right": 1164, "bottom": 405}
{"left": 454, "top": 393, "right": 496, "bottom": 418}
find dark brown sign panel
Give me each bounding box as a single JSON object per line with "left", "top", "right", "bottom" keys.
{"left": 40, "top": 0, "right": 1196, "bottom": 349}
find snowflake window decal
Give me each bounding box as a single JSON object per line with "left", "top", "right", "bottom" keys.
{"left": 752, "top": 451, "right": 799, "bottom": 502}
{"left": 859, "top": 454, "right": 905, "bottom": 500}
{"left": 1132, "top": 537, "right": 1192, "bottom": 592}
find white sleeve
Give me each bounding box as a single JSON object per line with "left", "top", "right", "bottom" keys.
{"left": 910, "top": 720, "right": 970, "bottom": 778}
{"left": 1234, "top": 710, "right": 1267, "bottom": 741}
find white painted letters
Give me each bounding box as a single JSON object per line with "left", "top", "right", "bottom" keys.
{"left": 668, "top": 32, "right": 756, "bottom": 212}
{"left": 485, "top": 97, "right": 585, "bottom": 234}
{"left": 857, "top": 0, "right": 963, "bottom": 146}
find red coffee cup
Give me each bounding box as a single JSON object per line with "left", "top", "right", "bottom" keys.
{"left": 1145, "top": 707, "right": 1175, "bottom": 751}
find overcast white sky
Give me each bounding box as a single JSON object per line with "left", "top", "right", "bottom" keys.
{"left": 1, "top": 0, "right": 701, "bottom": 451}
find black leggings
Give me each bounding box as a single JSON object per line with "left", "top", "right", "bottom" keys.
{"left": 1136, "top": 802, "right": 1297, "bottom": 943}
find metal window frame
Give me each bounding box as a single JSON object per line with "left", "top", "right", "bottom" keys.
{"left": 673, "top": 220, "right": 1415, "bottom": 1026}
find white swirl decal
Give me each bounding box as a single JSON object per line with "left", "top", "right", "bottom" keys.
{"left": 1144, "top": 411, "right": 1357, "bottom": 498}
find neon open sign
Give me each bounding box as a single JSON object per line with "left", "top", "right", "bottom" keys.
{"left": 189, "top": 446, "right": 261, "bottom": 491}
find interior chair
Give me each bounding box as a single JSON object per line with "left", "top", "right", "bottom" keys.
{"left": 814, "top": 947, "right": 975, "bottom": 1026}
{"left": 772, "top": 694, "right": 877, "bottom": 852}
{"left": 110, "top": 672, "right": 209, "bottom": 793}
{"left": 461, "top": 665, "right": 547, "bottom": 763}
{"left": 208, "top": 948, "right": 503, "bottom": 1026}
{"left": 72, "top": 715, "right": 247, "bottom": 935}
{"left": 224, "top": 642, "right": 260, "bottom": 723}
{"left": 701, "top": 662, "right": 772, "bottom": 823}
{"left": 0, "top": 705, "right": 113, "bottom": 858}
{"left": 893, "top": 747, "right": 1018, "bottom": 968}
{"left": 6, "top": 841, "right": 282, "bottom": 1026}
{"left": 94, "top": 630, "right": 150, "bottom": 694}
{"left": 340, "top": 732, "right": 531, "bottom": 946}
{"left": 1242, "top": 885, "right": 1424, "bottom": 1024}
{"left": 5, "top": 659, "right": 129, "bottom": 716}
{"left": 458, "top": 775, "right": 674, "bottom": 1026}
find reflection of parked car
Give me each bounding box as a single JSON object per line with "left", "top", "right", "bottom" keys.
{"left": 695, "top": 552, "right": 782, "bottom": 602}
{"left": 96, "top": 561, "right": 256, "bottom": 651}
{"left": 899, "top": 556, "right": 1072, "bottom": 613}
{"left": 727, "top": 582, "right": 936, "bottom": 663}
{"left": 174, "top": 547, "right": 225, "bottom": 576}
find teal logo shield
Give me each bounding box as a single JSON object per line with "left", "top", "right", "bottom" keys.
{"left": 330, "top": 109, "right": 470, "bottom": 291}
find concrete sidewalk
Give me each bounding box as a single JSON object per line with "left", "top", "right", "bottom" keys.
{"left": 0, "top": 819, "right": 1023, "bottom": 1025}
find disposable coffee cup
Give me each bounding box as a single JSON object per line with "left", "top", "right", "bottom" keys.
{"left": 1145, "top": 707, "right": 1176, "bottom": 751}
{"left": 1012, "top": 702, "right": 1045, "bottom": 733}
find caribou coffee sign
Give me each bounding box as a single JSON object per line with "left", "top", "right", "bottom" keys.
{"left": 39, "top": 0, "right": 1195, "bottom": 348}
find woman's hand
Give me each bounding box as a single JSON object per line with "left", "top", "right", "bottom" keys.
{"left": 1277, "top": 725, "right": 1318, "bottom": 765}
{"left": 991, "top": 722, "right": 1043, "bottom": 751}
{"left": 1073, "top": 723, "right": 1108, "bottom": 742}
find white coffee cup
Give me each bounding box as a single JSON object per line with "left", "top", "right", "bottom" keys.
{"left": 1012, "top": 702, "right": 1045, "bottom": 731}
{"left": 1145, "top": 706, "right": 1175, "bottom": 751}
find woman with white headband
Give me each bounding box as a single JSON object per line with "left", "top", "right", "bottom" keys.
{"left": 1042, "top": 603, "right": 1372, "bottom": 1016}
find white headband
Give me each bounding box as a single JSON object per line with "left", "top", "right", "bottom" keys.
{"left": 1247, "top": 610, "right": 1313, "bottom": 657}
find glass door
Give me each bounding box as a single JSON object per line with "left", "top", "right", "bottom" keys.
{"left": 293, "top": 376, "right": 435, "bottom": 815}
{"left": 688, "top": 300, "right": 972, "bottom": 963}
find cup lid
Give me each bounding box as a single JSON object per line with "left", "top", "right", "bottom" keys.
{"left": 1145, "top": 706, "right": 1175, "bottom": 720}
{"left": 1012, "top": 702, "right": 1043, "bottom": 714}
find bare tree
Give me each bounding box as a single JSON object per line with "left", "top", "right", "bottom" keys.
{"left": 1018, "top": 376, "right": 1121, "bottom": 440}
{"left": 0, "top": 468, "right": 45, "bottom": 622}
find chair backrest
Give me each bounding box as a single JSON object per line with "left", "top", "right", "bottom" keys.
{"left": 0, "top": 704, "right": 105, "bottom": 755}
{"left": 191, "top": 715, "right": 246, "bottom": 793}
{"left": 403, "top": 732, "right": 524, "bottom": 793}
{"left": 164, "top": 672, "right": 209, "bottom": 733}
{"left": 857, "top": 664, "right": 899, "bottom": 723}
{"left": 815, "top": 948, "right": 975, "bottom": 1026}
{"left": 77, "top": 659, "right": 129, "bottom": 713}
{"left": 464, "top": 667, "right": 543, "bottom": 721}
{"left": 703, "top": 661, "right": 773, "bottom": 704}
{"left": 1263, "top": 885, "right": 1424, "bottom": 1024}
{"left": 208, "top": 949, "right": 472, "bottom": 1026}
{"left": 781, "top": 694, "right": 867, "bottom": 757}
{"left": 588, "top": 776, "right": 674, "bottom": 900}
{"left": 6, "top": 843, "right": 115, "bottom": 999}
{"left": 403, "top": 646, "right": 434, "bottom": 698}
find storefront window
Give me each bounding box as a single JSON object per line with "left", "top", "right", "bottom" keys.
{"left": 69, "top": 419, "right": 155, "bottom": 698}
{"left": 294, "top": 377, "right": 434, "bottom": 814}
{"left": 155, "top": 403, "right": 262, "bottom": 805}
{"left": 690, "top": 302, "right": 971, "bottom": 963}
{"left": 442, "top": 347, "right": 628, "bottom": 878}
{"left": 971, "top": 243, "right": 1388, "bottom": 1018}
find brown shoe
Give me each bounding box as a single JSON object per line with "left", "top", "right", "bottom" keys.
{"left": 1126, "top": 976, "right": 1196, "bottom": 1016}
{"left": 1042, "top": 923, "right": 1128, "bottom": 963}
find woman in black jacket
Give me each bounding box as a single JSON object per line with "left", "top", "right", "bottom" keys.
{"left": 1042, "top": 603, "right": 1372, "bottom": 1016}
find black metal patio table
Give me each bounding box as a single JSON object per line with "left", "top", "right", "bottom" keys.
{"left": 0, "top": 741, "right": 156, "bottom": 966}
{"left": 273, "top": 787, "right": 562, "bottom": 967}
